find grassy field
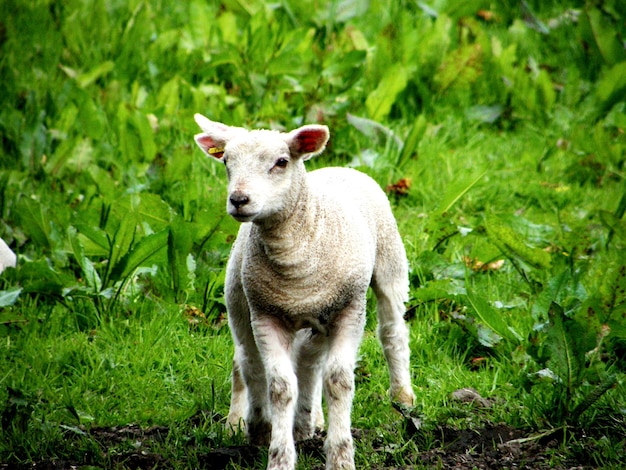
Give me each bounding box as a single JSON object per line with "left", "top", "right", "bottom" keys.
{"left": 1, "top": 0, "right": 625, "bottom": 468}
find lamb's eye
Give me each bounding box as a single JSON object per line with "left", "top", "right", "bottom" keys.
{"left": 274, "top": 158, "right": 288, "bottom": 169}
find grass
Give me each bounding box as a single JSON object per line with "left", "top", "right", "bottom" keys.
{"left": 1, "top": 0, "right": 626, "bottom": 468}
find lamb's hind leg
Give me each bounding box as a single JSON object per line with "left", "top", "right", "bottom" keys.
{"left": 372, "top": 235, "right": 415, "bottom": 406}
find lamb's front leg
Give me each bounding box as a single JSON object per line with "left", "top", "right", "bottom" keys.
{"left": 293, "top": 329, "right": 327, "bottom": 441}
{"left": 226, "top": 266, "right": 271, "bottom": 444}
{"left": 230, "top": 335, "right": 271, "bottom": 445}
{"left": 253, "top": 314, "right": 298, "bottom": 470}
{"left": 323, "top": 304, "right": 366, "bottom": 470}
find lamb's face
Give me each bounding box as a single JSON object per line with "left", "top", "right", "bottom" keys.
{"left": 223, "top": 131, "right": 301, "bottom": 223}
{"left": 193, "top": 114, "right": 330, "bottom": 224}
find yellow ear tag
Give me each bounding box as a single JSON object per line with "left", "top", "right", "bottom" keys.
{"left": 209, "top": 147, "right": 225, "bottom": 155}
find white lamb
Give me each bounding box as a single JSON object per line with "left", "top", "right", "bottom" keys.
{"left": 0, "top": 238, "right": 17, "bottom": 274}
{"left": 193, "top": 114, "right": 415, "bottom": 470}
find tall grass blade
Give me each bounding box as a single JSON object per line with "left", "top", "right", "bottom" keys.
{"left": 438, "top": 171, "right": 486, "bottom": 214}
{"left": 397, "top": 115, "right": 427, "bottom": 168}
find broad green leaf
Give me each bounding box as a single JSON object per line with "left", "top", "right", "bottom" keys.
{"left": 68, "top": 226, "right": 102, "bottom": 292}
{"left": 465, "top": 105, "right": 504, "bottom": 124}
{"left": 76, "top": 61, "right": 115, "bottom": 89}
{"left": 546, "top": 302, "right": 586, "bottom": 392}
{"left": 217, "top": 10, "right": 239, "bottom": 46}
{"left": 87, "top": 166, "right": 119, "bottom": 201}
{"left": 598, "top": 263, "right": 626, "bottom": 317}
{"left": 66, "top": 138, "right": 95, "bottom": 173}
{"left": 365, "top": 63, "right": 408, "bottom": 121}
{"left": 595, "top": 61, "right": 626, "bottom": 113}
{"left": 0, "top": 287, "right": 22, "bottom": 307}
{"left": 477, "top": 323, "right": 503, "bottom": 348}
{"left": 268, "top": 29, "right": 315, "bottom": 77}
{"left": 168, "top": 221, "right": 193, "bottom": 297}
{"left": 536, "top": 69, "right": 556, "bottom": 111}
{"left": 73, "top": 220, "right": 109, "bottom": 255}
{"left": 157, "top": 76, "right": 180, "bottom": 116}
{"left": 132, "top": 112, "right": 157, "bottom": 162}
{"left": 604, "top": 102, "right": 626, "bottom": 130}
{"left": 112, "top": 193, "right": 173, "bottom": 234}
{"left": 465, "top": 289, "right": 520, "bottom": 344}
{"left": 117, "top": 103, "right": 141, "bottom": 163}
{"left": 585, "top": 8, "right": 625, "bottom": 65}
{"left": 322, "top": 50, "right": 366, "bottom": 88}
{"left": 434, "top": 44, "right": 482, "bottom": 92}
{"left": 109, "top": 230, "right": 168, "bottom": 283}
{"left": 413, "top": 279, "right": 466, "bottom": 303}
{"left": 18, "top": 260, "right": 66, "bottom": 297}
{"left": 221, "top": 0, "right": 264, "bottom": 16}
{"left": 331, "top": 0, "right": 369, "bottom": 23}
{"left": 608, "top": 314, "right": 626, "bottom": 340}
{"left": 599, "top": 210, "right": 626, "bottom": 244}
{"left": 186, "top": 0, "right": 216, "bottom": 48}
{"left": 532, "top": 270, "right": 586, "bottom": 320}
{"left": 346, "top": 113, "right": 401, "bottom": 146}
{"left": 54, "top": 103, "right": 79, "bottom": 135}
{"left": 485, "top": 220, "right": 552, "bottom": 270}
{"left": 16, "top": 198, "right": 51, "bottom": 251}
{"left": 106, "top": 211, "right": 137, "bottom": 280}
{"left": 78, "top": 95, "right": 106, "bottom": 140}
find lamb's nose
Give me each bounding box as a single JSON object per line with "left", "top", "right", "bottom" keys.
{"left": 230, "top": 192, "right": 249, "bottom": 209}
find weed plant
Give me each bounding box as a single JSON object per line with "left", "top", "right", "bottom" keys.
{"left": 1, "top": 0, "right": 625, "bottom": 468}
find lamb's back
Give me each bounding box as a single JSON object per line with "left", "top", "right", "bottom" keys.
{"left": 307, "top": 167, "right": 396, "bottom": 233}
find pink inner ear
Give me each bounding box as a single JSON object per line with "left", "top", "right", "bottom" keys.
{"left": 293, "top": 128, "right": 328, "bottom": 154}
{"left": 195, "top": 134, "right": 224, "bottom": 159}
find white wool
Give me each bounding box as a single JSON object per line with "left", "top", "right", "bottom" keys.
{"left": 194, "top": 115, "right": 415, "bottom": 470}
{"left": 0, "top": 238, "right": 16, "bottom": 274}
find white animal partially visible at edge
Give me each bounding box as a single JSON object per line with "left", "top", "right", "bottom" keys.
{"left": 0, "top": 238, "right": 16, "bottom": 274}
{"left": 193, "top": 114, "right": 415, "bottom": 470}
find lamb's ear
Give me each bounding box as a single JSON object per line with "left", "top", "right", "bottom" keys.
{"left": 193, "top": 114, "right": 232, "bottom": 160}
{"left": 284, "top": 125, "right": 330, "bottom": 160}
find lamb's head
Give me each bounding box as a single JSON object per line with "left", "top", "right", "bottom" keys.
{"left": 194, "top": 114, "right": 329, "bottom": 223}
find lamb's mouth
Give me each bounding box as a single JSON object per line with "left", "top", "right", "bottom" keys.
{"left": 230, "top": 211, "right": 257, "bottom": 222}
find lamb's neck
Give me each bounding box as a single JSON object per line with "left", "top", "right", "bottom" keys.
{"left": 254, "top": 183, "right": 322, "bottom": 274}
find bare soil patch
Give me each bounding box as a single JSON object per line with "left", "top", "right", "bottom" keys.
{"left": 1, "top": 421, "right": 610, "bottom": 469}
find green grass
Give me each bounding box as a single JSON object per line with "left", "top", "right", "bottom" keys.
{"left": 1, "top": 0, "right": 626, "bottom": 468}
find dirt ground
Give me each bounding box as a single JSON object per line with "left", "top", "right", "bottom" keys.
{"left": 1, "top": 420, "right": 607, "bottom": 470}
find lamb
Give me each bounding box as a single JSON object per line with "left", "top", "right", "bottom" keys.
{"left": 193, "top": 114, "right": 415, "bottom": 470}
{"left": 0, "top": 238, "right": 17, "bottom": 274}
